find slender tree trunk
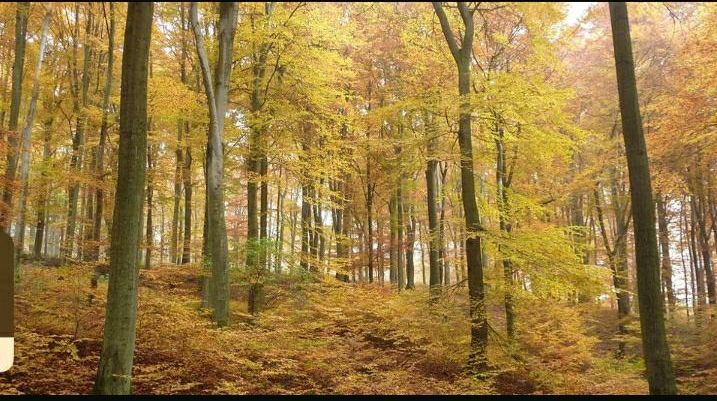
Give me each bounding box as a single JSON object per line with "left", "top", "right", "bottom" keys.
{"left": 425, "top": 112, "right": 441, "bottom": 300}
{"left": 14, "top": 10, "right": 52, "bottom": 266}
{"left": 495, "top": 126, "right": 515, "bottom": 341}
{"left": 144, "top": 144, "right": 155, "bottom": 270}
{"left": 191, "top": 1, "right": 236, "bottom": 326}
{"left": 433, "top": 2, "right": 488, "bottom": 372}
{"left": 405, "top": 207, "right": 416, "bottom": 290}
{"left": 65, "top": 5, "right": 94, "bottom": 259}
{"left": 0, "top": 2, "right": 29, "bottom": 232}
{"left": 34, "top": 116, "right": 54, "bottom": 259}
{"left": 656, "top": 193, "right": 676, "bottom": 309}
{"left": 609, "top": 3, "right": 676, "bottom": 393}
{"left": 94, "top": 3, "right": 152, "bottom": 394}
{"left": 90, "top": 2, "right": 115, "bottom": 263}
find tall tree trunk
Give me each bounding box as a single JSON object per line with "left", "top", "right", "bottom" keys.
{"left": 495, "top": 125, "right": 515, "bottom": 341}
{"left": 433, "top": 1, "right": 488, "bottom": 373}
{"left": 65, "top": 5, "right": 94, "bottom": 259}
{"left": 14, "top": 10, "right": 52, "bottom": 266}
{"left": 0, "top": 2, "right": 29, "bottom": 232}
{"left": 609, "top": 2, "right": 676, "bottom": 393}
{"left": 190, "top": 1, "right": 236, "bottom": 326}
{"left": 94, "top": 3, "right": 152, "bottom": 394}
{"left": 91, "top": 2, "right": 115, "bottom": 263}
{"left": 171, "top": 2, "right": 188, "bottom": 265}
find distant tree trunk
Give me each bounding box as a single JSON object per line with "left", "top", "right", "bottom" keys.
{"left": 33, "top": 116, "right": 54, "bottom": 259}
{"left": 689, "top": 198, "right": 706, "bottom": 309}
{"left": 312, "top": 185, "right": 324, "bottom": 269}
{"left": 405, "top": 207, "right": 416, "bottom": 290}
{"left": 260, "top": 156, "right": 269, "bottom": 268}
{"left": 300, "top": 149, "right": 312, "bottom": 272}
{"left": 274, "top": 167, "right": 286, "bottom": 272}
{"left": 93, "top": 3, "right": 153, "bottom": 394}
{"left": 65, "top": 5, "right": 94, "bottom": 259}
{"left": 609, "top": 2, "right": 676, "bottom": 394}
{"left": 144, "top": 144, "right": 155, "bottom": 270}
{"left": 190, "top": 1, "right": 236, "bottom": 326}
{"left": 433, "top": 2, "right": 489, "bottom": 372}
{"left": 425, "top": 112, "right": 441, "bottom": 300}
{"left": 181, "top": 147, "right": 193, "bottom": 264}
{"left": 171, "top": 124, "right": 183, "bottom": 264}
{"left": 14, "top": 10, "right": 51, "bottom": 265}
{"left": 656, "top": 193, "right": 676, "bottom": 309}
{"left": 389, "top": 194, "right": 397, "bottom": 285}
{"left": 439, "top": 163, "right": 450, "bottom": 286}
{"left": 91, "top": 2, "right": 115, "bottom": 263}
{"left": 495, "top": 124, "right": 515, "bottom": 341}
{"left": 366, "top": 177, "right": 375, "bottom": 283}
{"left": 171, "top": 2, "right": 188, "bottom": 265}
{"left": 0, "top": 2, "right": 29, "bottom": 232}
{"left": 690, "top": 173, "right": 716, "bottom": 305}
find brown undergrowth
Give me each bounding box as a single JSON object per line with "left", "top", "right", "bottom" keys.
{"left": 0, "top": 263, "right": 713, "bottom": 394}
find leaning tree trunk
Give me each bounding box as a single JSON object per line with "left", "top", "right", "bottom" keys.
{"left": 93, "top": 2, "right": 153, "bottom": 394}
{"left": 609, "top": 2, "right": 676, "bottom": 394}
{"left": 190, "top": 1, "right": 236, "bottom": 326}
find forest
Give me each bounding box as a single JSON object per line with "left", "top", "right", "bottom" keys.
{"left": 0, "top": 1, "right": 716, "bottom": 395}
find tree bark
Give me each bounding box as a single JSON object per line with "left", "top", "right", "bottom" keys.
{"left": 91, "top": 2, "right": 115, "bottom": 263}
{"left": 0, "top": 2, "right": 29, "bottom": 232}
{"left": 14, "top": 10, "right": 52, "bottom": 265}
{"left": 433, "top": 1, "right": 488, "bottom": 373}
{"left": 425, "top": 112, "right": 442, "bottom": 300}
{"left": 609, "top": 2, "right": 676, "bottom": 394}
{"left": 93, "top": 3, "right": 153, "bottom": 394}
{"left": 656, "top": 193, "right": 676, "bottom": 309}
{"left": 190, "top": 1, "right": 236, "bottom": 326}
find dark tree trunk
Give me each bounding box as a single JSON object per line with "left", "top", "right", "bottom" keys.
{"left": 425, "top": 113, "right": 442, "bottom": 300}
{"left": 34, "top": 117, "right": 54, "bottom": 259}
{"left": 433, "top": 2, "right": 489, "bottom": 373}
{"left": 656, "top": 194, "right": 676, "bottom": 309}
{"left": 609, "top": 2, "right": 676, "bottom": 394}
{"left": 405, "top": 206, "right": 416, "bottom": 290}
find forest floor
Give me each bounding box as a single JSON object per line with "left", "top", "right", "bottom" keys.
{"left": 0, "top": 263, "right": 715, "bottom": 395}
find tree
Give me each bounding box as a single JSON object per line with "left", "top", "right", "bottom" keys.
{"left": 14, "top": 7, "right": 52, "bottom": 267}
{"left": 608, "top": 2, "right": 676, "bottom": 395}
{"left": 90, "top": 2, "right": 116, "bottom": 263}
{"left": 432, "top": 1, "right": 488, "bottom": 373}
{"left": 0, "top": 2, "right": 30, "bottom": 232}
{"left": 190, "top": 1, "right": 237, "bottom": 326}
{"left": 94, "top": 2, "right": 153, "bottom": 394}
